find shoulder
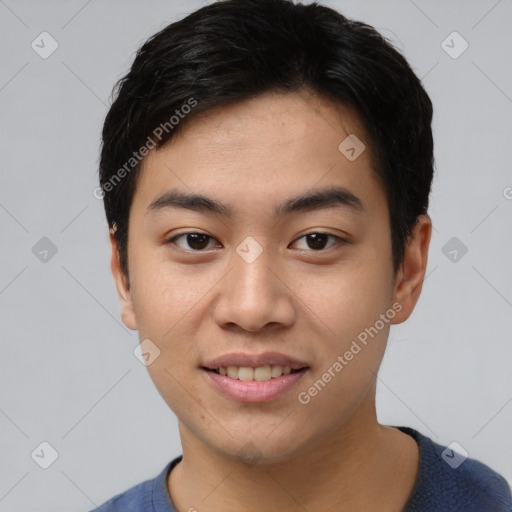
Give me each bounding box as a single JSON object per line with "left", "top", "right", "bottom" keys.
{"left": 91, "top": 479, "right": 152, "bottom": 512}
{"left": 397, "top": 426, "right": 512, "bottom": 512}
{"left": 89, "top": 456, "right": 182, "bottom": 512}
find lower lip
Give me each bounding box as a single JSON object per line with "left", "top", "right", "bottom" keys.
{"left": 202, "top": 368, "right": 308, "bottom": 403}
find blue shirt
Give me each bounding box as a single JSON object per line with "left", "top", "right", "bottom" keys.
{"left": 92, "top": 426, "right": 512, "bottom": 511}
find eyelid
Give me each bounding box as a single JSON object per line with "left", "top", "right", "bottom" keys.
{"left": 165, "top": 231, "right": 347, "bottom": 252}
{"left": 291, "top": 232, "right": 346, "bottom": 251}
{"left": 166, "top": 231, "right": 220, "bottom": 251}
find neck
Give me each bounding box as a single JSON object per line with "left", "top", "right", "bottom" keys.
{"left": 168, "top": 386, "right": 419, "bottom": 511}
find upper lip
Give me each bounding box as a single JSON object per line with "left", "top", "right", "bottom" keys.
{"left": 201, "top": 351, "right": 309, "bottom": 370}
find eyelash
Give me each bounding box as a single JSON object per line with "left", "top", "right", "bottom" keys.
{"left": 165, "top": 231, "right": 347, "bottom": 252}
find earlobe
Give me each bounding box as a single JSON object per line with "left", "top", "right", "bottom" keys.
{"left": 391, "top": 214, "right": 432, "bottom": 325}
{"left": 109, "top": 232, "right": 138, "bottom": 331}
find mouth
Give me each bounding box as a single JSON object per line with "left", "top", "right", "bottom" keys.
{"left": 201, "top": 365, "right": 308, "bottom": 381}
{"left": 201, "top": 364, "right": 309, "bottom": 403}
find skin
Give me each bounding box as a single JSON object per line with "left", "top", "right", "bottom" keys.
{"left": 110, "top": 89, "right": 432, "bottom": 511}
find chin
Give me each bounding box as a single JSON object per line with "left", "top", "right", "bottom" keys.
{"left": 209, "top": 429, "right": 307, "bottom": 467}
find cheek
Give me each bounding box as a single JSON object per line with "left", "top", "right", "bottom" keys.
{"left": 128, "top": 249, "right": 204, "bottom": 367}
{"left": 295, "top": 264, "right": 392, "bottom": 417}
{"left": 294, "top": 240, "right": 393, "bottom": 399}
{"left": 297, "top": 254, "right": 392, "bottom": 338}
{"left": 129, "top": 246, "right": 198, "bottom": 333}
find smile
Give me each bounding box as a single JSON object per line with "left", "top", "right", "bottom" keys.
{"left": 205, "top": 364, "right": 306, "bottom": 381}
{"left": 202, "top": 366, "right": 309, "bottom": 403}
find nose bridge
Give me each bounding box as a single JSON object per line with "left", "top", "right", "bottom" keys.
{"left": 213, "top": 237, "right": 294, "bottom": 331}
{"left": 231, "top": 238, "right": 278, "bottom": 303}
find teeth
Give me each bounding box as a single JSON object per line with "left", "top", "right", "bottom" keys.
{"left": 227, "top": 366, "right": 239, "bottom": 379}
{"left": 271, "top": 366, "right": 283, "bottom": 377}
{"left": 254, "top": 366, "right": 271, "bottom": 381}
{"left": 238, "top": 367, "right": 254, "bottom": 381}
{"left": 217, "top": 365, "right": 295, "bottom": 380}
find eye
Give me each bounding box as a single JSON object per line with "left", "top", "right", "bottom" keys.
{"left": 291, "top": 232, "right": 345, "bottom": 251}
{"left": 166, "top": 231, "right": 346, "bottom": 252}
{"left": 167, "top": 232, "right": 220, "bottom": 251}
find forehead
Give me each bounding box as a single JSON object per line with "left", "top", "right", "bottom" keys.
{"left": 130, "top": 90, "right": 385, "bottom": 223}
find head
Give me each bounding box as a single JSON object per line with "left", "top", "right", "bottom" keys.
{"left": 99, "top": 0, "right": 433, "bottom": 463}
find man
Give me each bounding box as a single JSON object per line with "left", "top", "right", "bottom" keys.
{"left": 93, "top": 0, "right": 512, "bottom": 510}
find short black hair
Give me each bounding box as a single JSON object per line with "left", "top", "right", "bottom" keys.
{"left": 99, "top": 0, "right": 434, "bottom": 280}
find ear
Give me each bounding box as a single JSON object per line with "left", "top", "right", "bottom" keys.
{"left": 109, "top": 231, "right": 138, "bottom": 331}
{"left": 391, "top": 214, "right": 432, "bottom": 324}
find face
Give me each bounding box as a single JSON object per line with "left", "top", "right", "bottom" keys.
{"left": 110, "top": 90, "right": 430, "bottom": 464}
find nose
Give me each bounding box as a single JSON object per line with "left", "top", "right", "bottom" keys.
{"left": 213, "top": 246, "right": 295, "bottom": 333}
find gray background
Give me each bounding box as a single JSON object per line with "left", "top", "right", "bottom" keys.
{"left": 1, "top": 0, "right": 511, "bottom": 510}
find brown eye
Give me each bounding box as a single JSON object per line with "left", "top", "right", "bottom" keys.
{"left": 168, "top": 232, "right": 219, "bottom": 251}
{"left": 292, "top": 233, "right": 345, "bottom": 251}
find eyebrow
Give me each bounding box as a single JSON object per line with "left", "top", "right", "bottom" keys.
{"left": 146, "top": 186, "right": 365, "bottom": 219}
